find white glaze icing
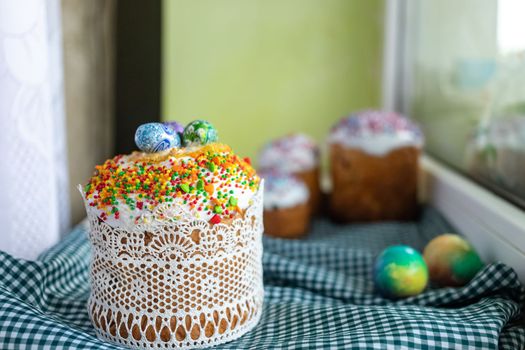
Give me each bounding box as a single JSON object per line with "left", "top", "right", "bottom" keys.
{"left": 258, "top": 133, "right": 319, "bottom": 173}
{"left": 328, "top": 110, "right": 424, "bottom": 156}
{"left": 261, "top": 173, "right": 309, "bottom": 210}
{"left": 80, "top": 144, "right": 260, "bottom": 230}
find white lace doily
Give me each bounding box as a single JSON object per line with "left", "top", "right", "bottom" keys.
{"left": 84, "top": 185, "right": 264, "bottom": 349}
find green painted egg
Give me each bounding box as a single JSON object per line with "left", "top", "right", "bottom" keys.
{"left": 183, "top": 120, "right": 218, "bottom": 146}
{"left": 374, "top": 245, "right": 429, "bottom": 298}
{"left": 423, "top": 234, "right": 484, "bottom": 287}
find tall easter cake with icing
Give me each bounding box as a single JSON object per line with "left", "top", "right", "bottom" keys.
{"left": 258, "top": 133, "right": 320, "bottom": 214}
{"left": 261, "top": 172, "right": 310, "bottom": 239}
{"left": 80, "top": 120, "right": 264, "bottom": 349}
{"left": 328, "top": 110, "right": 424, "bottom": 222}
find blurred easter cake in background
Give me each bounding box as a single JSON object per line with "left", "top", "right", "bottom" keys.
{"left": 258, "top": 133, "right": 321, "bottom": 214}
{"left": 328, "top": 110, "right": 424, "bottom": 222}
{"left": 467, "top": 115, "right": 525, "bottom": 201}
{"left": 261, "top": 171, "right": 310, "bottom": 239}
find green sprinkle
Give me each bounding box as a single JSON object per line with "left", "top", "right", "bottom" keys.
{"left": 214, "top": 205, "right": 223, "bottom": 214}
{"left": 180, "top": 183, "right": 190, "bottom": 193}
{"left": 207, "top": 162, "right": 216, "bottom": 172}
{"left": 197, "top": 179, "right": 204, "bottom": 191}
{"left": 229, "top": 196, "right": 238, "bottom": 206}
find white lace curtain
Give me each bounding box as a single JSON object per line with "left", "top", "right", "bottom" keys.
{"left": 0, "top": 0, "right": 70, "bottom": 259}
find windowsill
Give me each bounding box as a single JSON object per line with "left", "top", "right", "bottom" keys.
{"left": 421, "top": 155, "right": 525, "bottom": 282}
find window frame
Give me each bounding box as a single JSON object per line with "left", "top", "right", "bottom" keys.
{"left": 383, "top": 0, "right": 525, "bottom": 282}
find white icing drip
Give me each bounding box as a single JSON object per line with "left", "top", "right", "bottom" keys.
{"left": 80, "top": 184, "right": 259, "bottom": 231}
{"left": 262, "top": 175, "right": 309, "bottom": 210}
{"left": 81, "top": 147, "right": 259, "bottom": 229}
{"left": 258, "top": 133, "right": 318, "bottom": 173}
{"left": 328, "top": 110, "right": 423, "bottom": 155}
{"left": 329, "top": 129, "right": 423, "bottom": 155}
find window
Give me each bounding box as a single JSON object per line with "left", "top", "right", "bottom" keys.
{"left": 404, "top": 0, "right": 525, "bottom": 207}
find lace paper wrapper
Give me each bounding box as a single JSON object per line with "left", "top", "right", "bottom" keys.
{"left": 81, "top": 184, "right": 264, "bottom": 349}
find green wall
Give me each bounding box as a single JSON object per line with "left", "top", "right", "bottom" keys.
{"left": 162, "top": 0, "right": 384, "bottom": 160}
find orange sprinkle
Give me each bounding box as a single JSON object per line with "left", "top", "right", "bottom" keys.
{"left": 205, "top": 184, "right": 214, "bottom": 195}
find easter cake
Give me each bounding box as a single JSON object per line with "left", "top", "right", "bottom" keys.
{"left": 328, "top": 110, "right": 424, "bottom": 222}
{"left": 80, "top": 120, "right": 264, "bottom": 349}
{"left": 261, "top": 172, "right": 310, "bottom": 239}
{"left": 258, "top": 133, "right": 321, "bottom": 214}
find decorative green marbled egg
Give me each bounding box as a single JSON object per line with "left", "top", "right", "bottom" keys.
{"left": 423, "top": 234, "right": 484, "bottom": 287}
{"left": 183, "top": 120, "right": 218, "bottom": 146}
{"left": 374, "top": 245, "right": 429, "bottom": 298}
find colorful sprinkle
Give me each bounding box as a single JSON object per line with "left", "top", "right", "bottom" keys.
{"left": 209, "top": 214, "right": 221, "bottom": 225}
{"left": 330, "top": 110, "right": 423, "bottom": 141}
{"left": 84, "top": 143, "right": 259, "bottom": 223}
{"left": 180, "top": 183, "right": 190, "bottom": 193}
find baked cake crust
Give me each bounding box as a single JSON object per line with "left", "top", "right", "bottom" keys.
{"left": 329, "top": 144, "right": 419, "bottom": 222}
{"left": 263, "top": 203, "right": 310, "bottom": 239}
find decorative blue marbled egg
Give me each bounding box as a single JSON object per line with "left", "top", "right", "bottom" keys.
{"left": 134, "top": 123, "right": 181, "bottom": 153}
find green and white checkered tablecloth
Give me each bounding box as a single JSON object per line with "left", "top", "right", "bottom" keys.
{"left": 0, "top": 208, "right": 523, "bottom": 349}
